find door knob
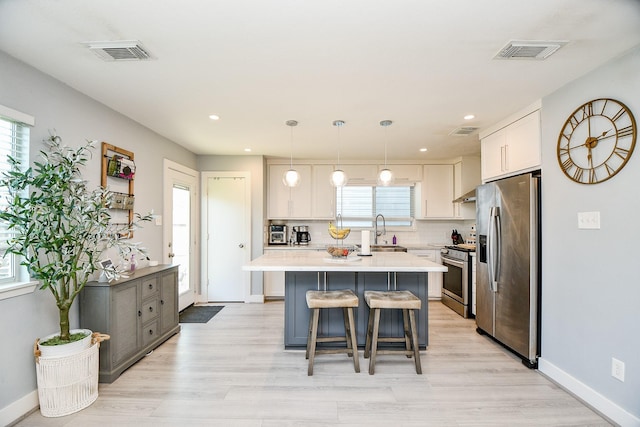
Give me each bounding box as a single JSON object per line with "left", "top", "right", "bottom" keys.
{"left": 239, "top": 243, "right": 244, "bottom": 248}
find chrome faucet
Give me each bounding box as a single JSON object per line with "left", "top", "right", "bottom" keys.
{"left": 374, "top": 213, "right": 386, "bottom": 245}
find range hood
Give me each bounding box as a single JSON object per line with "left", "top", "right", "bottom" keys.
{"left": 453, "top": 189, "right": 476, "bottom": 204}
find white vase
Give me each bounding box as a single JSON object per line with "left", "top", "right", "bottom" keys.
{"left": 38, "top": 329, "right": 92, "bottom": 358}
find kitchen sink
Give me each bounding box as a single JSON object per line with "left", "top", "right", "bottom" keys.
{"left": 357, "top": 244, "right": 407, "bottom": 252}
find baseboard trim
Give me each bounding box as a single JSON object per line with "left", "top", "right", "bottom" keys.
{"left": 538, "top": 358, "right": 640, "bottom": 427}
{"left": 246, "top": 294, "right": 264, "bottom": 303}
{"left": 0, "top": 390, "right": 38, "bottom": 427}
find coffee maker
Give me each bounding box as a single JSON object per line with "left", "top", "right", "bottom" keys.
{"left": 292, "top": 225, "right": 311, "bottom": 245}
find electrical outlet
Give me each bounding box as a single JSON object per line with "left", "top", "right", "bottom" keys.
{"left": 612, "top": 357, "right": 625, "bottom": 382}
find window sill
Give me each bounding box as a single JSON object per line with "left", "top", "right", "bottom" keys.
{"left": 0, "top": 280, "right": 39, "bottom": 301}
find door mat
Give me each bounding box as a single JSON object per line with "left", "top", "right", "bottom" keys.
{"left": 179, "top": 305, "right": 224, "bottom": 324}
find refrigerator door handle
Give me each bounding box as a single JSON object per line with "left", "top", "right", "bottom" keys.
{"left": 488, "top": 206, "right": 501, "bottom": 292}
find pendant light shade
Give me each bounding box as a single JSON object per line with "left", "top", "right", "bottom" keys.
{"left": 330, "top": 169, "right": 348, "bottom": 187}
{"left": 330, "top": 120, "right": 348, "bottom": 187}
{"left": 377, "top": 120, "right": 395, "bottom": 186}
{"left": 378, "top": 168, "right": 394, "bottom": 186}
{"left": 283, "top": 120, "right": 301, "bottom": 187}
{"left": 283, "top": 168, "right": 301, "bottom": 187}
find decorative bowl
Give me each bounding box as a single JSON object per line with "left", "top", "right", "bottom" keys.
{"left": 326, "top": 246, "right": 355, "bottom": 258}
{"left": 328, "top": 224, "right": 350, "bottom": 240}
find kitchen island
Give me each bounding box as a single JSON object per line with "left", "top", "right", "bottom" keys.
{"left": 243, "top": 250, "right": 447, "bottom": 349}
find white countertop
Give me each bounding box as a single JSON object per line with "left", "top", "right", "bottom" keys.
{"left": 244, "top": 250, "right": 448, "bottom": 272}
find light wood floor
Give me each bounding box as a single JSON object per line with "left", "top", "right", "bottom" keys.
{"left": 16, "top": 301, "right": 610, "bottom": 426}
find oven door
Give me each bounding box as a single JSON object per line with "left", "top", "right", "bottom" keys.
{"left": 441, "top": 255, "right": 468, "bottom": 304}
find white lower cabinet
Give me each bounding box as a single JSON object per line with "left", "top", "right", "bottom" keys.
{"left": 264, "top": 271, "right": 285, "bottom": 298}
{"left": 408, "top": 249, "right": 442, "bottom": 299}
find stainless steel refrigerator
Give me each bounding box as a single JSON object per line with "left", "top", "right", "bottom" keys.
{"left": 476, "top": 172, "right": 540, "bottom": 368}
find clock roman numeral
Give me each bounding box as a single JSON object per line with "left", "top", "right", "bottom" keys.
{"left": 611, "top": 107, "right": 627, "bottom": 122}
{"left": 600, "top": 99, "right": 608, "bottom": 115}
{"left": 558, "top": 146, "right": 570, "bottom": 157}
{"left": 581, "top": 102, "right": 593, "bottom": 119}
{"left": 569, "top": 115, "right": 580, "bottom": 130}
{"left": 562, "top": 157, "right": 575, "bottom": 171}
{"left": 604, "top": 162, "right": 615, "bottom": 176}
{"left": 614, "top": 146, "right": 630, "bottom": 160}
{"left": 573, "top": 167, "right": 584, "bottom": 182}
{"left": 588, "top": 168, "right": 597, "bottom": 184}
{"left": 617, "top": 125, "right": 634, "bottom": 138}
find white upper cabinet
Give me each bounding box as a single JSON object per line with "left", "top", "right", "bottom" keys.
{"left": 340, "top": 164, "right": 378, "bottom": 183}
{"left": 311, "top": 164, "right": 336, "bottom": 219}
{"left": 454, "top": 156, "right": 481, "bottom": 219}
{"left": 481, "top": 107, "right": 541, "bottom": 181}
{"left": 379, "top": 164, "right": 423, "bottom": 182}
{"left": 421, "top": 164, "right": 455, "bottom": 218}
{"left": 268, "top": 164, "right": 312, "bottom": 219}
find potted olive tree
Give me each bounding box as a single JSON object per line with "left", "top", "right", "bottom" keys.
{"left": 0, "top": 133, "right": 151, "bottom": 416}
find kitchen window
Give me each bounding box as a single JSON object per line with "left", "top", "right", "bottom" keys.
{"left": 0, "top": 105, "right": 37, "bottom": 300}
{"left": 336, "top": 184, "right": 415, "bottom": 228}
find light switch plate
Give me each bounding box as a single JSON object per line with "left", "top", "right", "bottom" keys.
{"left": 577, "top": 211, "right": 600, "bottom": 229}
{"left": 155, "top": 215, "right": 163, "bottom": 226}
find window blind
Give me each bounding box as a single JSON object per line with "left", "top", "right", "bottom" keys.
{"left": 337, "top": 184, "right": 414, "bottom": 228}
{"left": 0, "top": 113, "right": 30, "bottom": 282}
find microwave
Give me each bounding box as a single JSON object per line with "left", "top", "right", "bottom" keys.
{"left": 269, "top": 224, "right": 288, "bottom": 245}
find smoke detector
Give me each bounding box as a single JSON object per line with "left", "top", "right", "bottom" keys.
{"left": 449, "top": 126, "right": 479, "bottom": 136}
{"left": 83, "top": 40, "right": 154, "bottom": 61}
{"left": 494, "top": 40, "right": 567, "bottom": 60}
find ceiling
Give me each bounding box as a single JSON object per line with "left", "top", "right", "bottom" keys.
{"left": 1, "top": 1, "right": 639, "bottom": 161}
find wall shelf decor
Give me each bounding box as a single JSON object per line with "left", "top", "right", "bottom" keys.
{"left": 101, "top": 142, "right": 135, "bottom": 238}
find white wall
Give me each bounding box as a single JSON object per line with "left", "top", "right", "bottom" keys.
{"left": 0, "top": 50, "right": 197, "bottom": 420}
{"left": 539, "top": 46, "right": 640, "bottom": 425}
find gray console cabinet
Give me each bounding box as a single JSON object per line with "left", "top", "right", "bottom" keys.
{"left": 80, "top": 265, "right": 180, "bottom": 383}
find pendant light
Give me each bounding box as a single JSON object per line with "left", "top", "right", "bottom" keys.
{"left": 378, "top": 119, "right": 394, "bottom": 186}
{"left": 283, "top": 120, "right": 301, "bottom": 187}
{"left": 330, "top": 120, "right": 348, "bottom": 187}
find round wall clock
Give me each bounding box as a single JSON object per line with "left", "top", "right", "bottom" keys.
{"left": 557, "top": 98, "right": 636, "bottom": 184}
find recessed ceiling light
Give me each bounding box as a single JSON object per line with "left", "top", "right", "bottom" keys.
{"left": 419, "top": 148, "right": 428, "bottom": 152}
{"left": 464, "top": 114, "right": 475, "bottom": 120}
{"left": 209, "top": 114, "right": 220, "bottom": 120}
{"left": 244, "top": 148, "right": 252, "bottom": 152}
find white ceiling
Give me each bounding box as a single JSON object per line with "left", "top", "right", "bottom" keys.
{"left": 1, "top": 0, "right": 639, "bottom": 161}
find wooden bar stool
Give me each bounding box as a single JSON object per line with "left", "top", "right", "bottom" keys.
{"left": 305, "top": 289, "right": 360, "bottom": 376}
{"left": 364, "top": 290, "right": 422, "bottom": 375}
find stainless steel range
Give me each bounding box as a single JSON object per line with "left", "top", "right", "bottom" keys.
{"left": 440, "top": 245, "right": 475, "bottom": 318}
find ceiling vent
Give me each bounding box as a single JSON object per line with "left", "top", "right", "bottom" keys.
{"left": 449, "top": 126, "right": 479, "bottom": 137}
{"left": 494, "top": 40, "right": 567, "bottom": 60}
{"left": 83, "top": 40, "right": 154, "bottom": 61}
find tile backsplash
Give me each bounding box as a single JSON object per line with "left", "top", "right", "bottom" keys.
{"left": 272, "top": 219, "right": 476, "bottom": 247}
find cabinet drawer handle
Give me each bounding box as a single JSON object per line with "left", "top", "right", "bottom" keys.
{"left": 148, "top": 329, "right": 154, "bottom": 335}
{"left": 148, "top": 284, "right": 153, "bottom": 289}
{"left": 160, "top": 299, "right": 165, "bottom": 305}
{"left": 148, "top": 306, "right": 154, "bottom": 312}
{"left": 138, "top": 310, "right": 142, "bottom": 317}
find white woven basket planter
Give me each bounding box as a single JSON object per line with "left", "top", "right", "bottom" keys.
{"left": 34, "top": 333, "right": 109, "bottom": 417}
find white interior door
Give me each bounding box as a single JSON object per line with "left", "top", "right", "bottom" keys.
{"left": 204, "top": 172, "right": 251, "bottom": 302}
{"left": 163, "top": 160, "right": 199, "bottom": 311}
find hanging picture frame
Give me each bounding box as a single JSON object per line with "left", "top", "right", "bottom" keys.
{"left": 101, "top": 142, "right": 135, "bottom": 238}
